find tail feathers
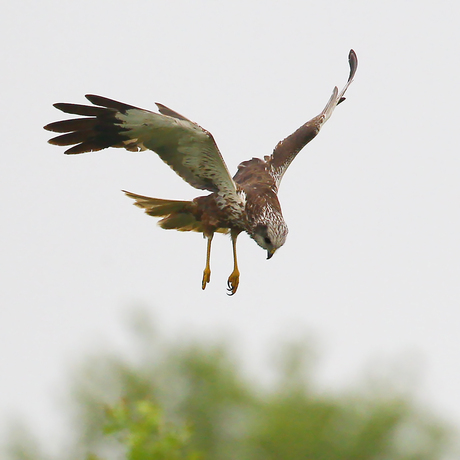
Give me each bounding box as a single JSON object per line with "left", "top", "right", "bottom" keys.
{"left": 124, "top": 192, "right": 192, "bottom": 216}
{"left": 123, "top": 190, "right": 204, "bottom": 232}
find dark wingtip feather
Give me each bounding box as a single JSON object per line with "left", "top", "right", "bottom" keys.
{"left": 348, "top": 49, "right": 358, "bottom": 82}
{"left": 53, "top": 102, "right": 109, "bottom": 116}
{"left": 44, "top": 118, "right": 99, "bottom": 133}
{"left": 85, "top": 94, "right": 139, "bottom": 113}
{"left": 64, "top": 145, "right": 90, "bottom": 155}
{"left": 63, "top": 140, "right": 114, "bottom": 155}
{"left": 45, "top": 97, "right": 132, "bottom": 153}
{"left": 47, "top": 131, "right": 95, "bottom": 147}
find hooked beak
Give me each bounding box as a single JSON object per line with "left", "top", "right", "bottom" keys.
{"left": 266, "top": 248, "right": 276, "bottom": 260}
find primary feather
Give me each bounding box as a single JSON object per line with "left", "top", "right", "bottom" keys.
{"left": 45, "top": 95, "right": 242, "bottom": 208}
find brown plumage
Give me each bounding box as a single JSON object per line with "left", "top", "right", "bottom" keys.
{"left": 44, "top": 50, "right": 358, "bottom": 294}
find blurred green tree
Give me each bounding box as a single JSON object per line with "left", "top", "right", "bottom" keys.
{"left": 5, "top": 312, "right": 454, "bottom": 460}
{"left": 93, "top": 399, "right": 201, "bottom": 460}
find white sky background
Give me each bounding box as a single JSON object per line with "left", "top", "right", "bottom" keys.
{"left": 1, "top": 0, "right": 460, "bottom": 449}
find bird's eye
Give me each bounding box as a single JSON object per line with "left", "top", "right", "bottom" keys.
{"left": 264, "top": 237, "right": 271, "bottom": 245}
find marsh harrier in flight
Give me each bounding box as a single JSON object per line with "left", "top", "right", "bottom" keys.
{"left": 45, "top": 50, "right": 357, "bottom": 295}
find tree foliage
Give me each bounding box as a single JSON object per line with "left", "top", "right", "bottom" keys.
{"left": 5, "top": 313, "right": 454, "bottom": 460}
{"left": 90, "top": 399, "right": 200, "bottom": 460}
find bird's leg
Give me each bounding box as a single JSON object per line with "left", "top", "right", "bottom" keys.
{"left": 227, "top": 230, "right": 241, "bottom": 296}
{"left": 202, "top": 233, "right": 213, "bottom": 290}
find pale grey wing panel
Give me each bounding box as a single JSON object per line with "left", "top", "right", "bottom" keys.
{"left": 115, "top": 107, "right": 238, "bottom": 196}
{"left": 45, "top": 94, "right": 239, "bottom": 198}
{"left": 268, "top": 49, "right": 358, "bottom": 189}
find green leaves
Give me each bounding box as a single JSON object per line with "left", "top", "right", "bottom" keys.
{"left": 6, "top": 314, "right": 454, "bottom": 460}
{"left": 96, "top": 399, "right": 200, "bottom": 460}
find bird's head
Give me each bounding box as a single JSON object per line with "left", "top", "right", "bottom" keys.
{"left": 251, "top": 217, "right": 288, "bottom": 259}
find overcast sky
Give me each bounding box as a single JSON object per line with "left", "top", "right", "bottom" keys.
{"left": 2, "top": 0, "right": 460, "bottom": 449}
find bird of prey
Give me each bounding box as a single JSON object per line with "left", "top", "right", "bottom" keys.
{"left": 44, "top": 50, "right": 357, "bottom": 295}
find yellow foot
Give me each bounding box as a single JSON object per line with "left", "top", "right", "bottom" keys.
{"left": 227, "top": 269, "right": 240, "bottom": 296}
{"left": 202, "top": 267, "right": 211, "bottom": 290}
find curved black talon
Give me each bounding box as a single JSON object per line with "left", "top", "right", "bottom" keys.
{"left": 226, "top": 280, "right": 236, "bottom": 296}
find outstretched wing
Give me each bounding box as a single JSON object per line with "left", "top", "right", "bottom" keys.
{"left": 44, "top": 95, "right": 238, "bottom": 196}
{"left": 268, "top": 49, "right": 358, "bottom": 188}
